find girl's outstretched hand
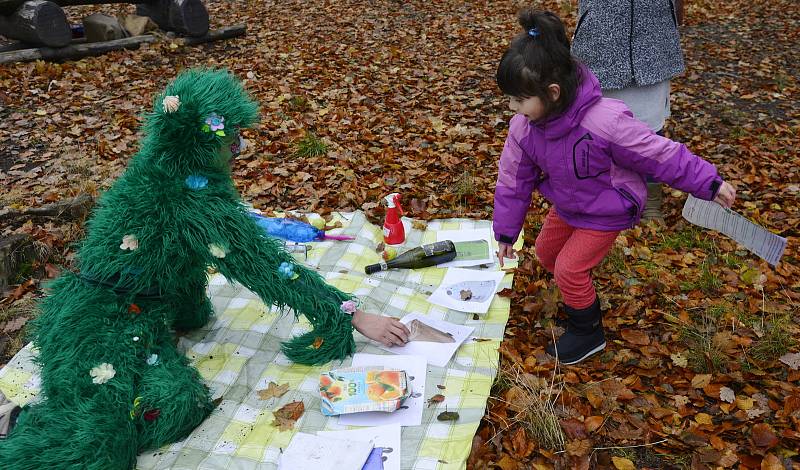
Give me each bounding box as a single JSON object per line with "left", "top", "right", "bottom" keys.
{"left": 352, "top": 310, "right": 409, "bottom": 347}
{"left": 497, "top": 242, "right": 517, "bottom": 267}
{"left": 713, "top": 181, "right": 736, "bottom": 208}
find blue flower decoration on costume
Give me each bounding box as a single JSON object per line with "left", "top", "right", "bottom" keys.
{"left": 201, "top": 113, "right": 226, "bottom": 137}
{"left": 185, "top": 175, "right": 208, "bottom": 190}
{"left": 277, "top": 262, "right": 299, "bottom": 281}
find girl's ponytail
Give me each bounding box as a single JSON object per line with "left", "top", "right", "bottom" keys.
{"left": 497, "top": 9, "right": 579, "bottom": 117}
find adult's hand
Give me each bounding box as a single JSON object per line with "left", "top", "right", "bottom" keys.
{"left": 352, "top": 310, "right": 409, "bottom": 347}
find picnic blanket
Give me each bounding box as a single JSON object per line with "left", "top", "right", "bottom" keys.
{"left": 0, "top": 211, "right": 522, "bottom": 470}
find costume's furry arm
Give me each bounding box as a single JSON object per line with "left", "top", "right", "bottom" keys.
{"left": 191, "top": 202, "right": 356, "bottom": 365}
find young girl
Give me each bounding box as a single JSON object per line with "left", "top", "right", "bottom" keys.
{"left": 493, "top": 10, "right": 735, "bottom": 365}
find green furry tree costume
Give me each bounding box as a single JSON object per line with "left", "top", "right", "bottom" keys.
{"left": 0, "top": 69, "right": 357, "bottom": 469}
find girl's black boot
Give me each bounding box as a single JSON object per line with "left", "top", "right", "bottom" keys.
{"left": 545, "top": 297, "right": 605, "bottom": 364}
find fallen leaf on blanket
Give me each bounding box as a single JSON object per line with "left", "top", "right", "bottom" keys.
{"left": 312, "top": 337, "right": 324, "bottom": 349}
{"left": 1, "top": 316, "right": 29, "bottom": 333}
{"left": 460, "top": 289, "right": 473, "bottom": 301}
{"left": 375, "top": 242, "right": 385, "bottom": 253}
{"left": 427, "top": 394, "right": 445, "bottom": 407}
{"left": 436, "top": 384, "right": 446, "bottom": 390}
{"left": 258, "top": 382, "right": 289, "bottom": 400}
{"left": 437, "top": 411, "right": 459, "bottom": 421}
{"left": 211, "top": 397, "right": 223, "bottom": 408}
{"left": 497, "top": 288, "right": 513, "bottom": 298}
{"left": 472, "top": 337, "right": 492, "bottom": 342}
{"left": 323, "top": 221, "right": 342, "bottom": 231}
{"left": 272, "top": 400, "right": 305, "bottom": 431}
{"left": 412, "top": 220, "right": 428, "bottom": 231}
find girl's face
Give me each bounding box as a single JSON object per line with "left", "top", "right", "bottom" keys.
{"left": 508, "top": 95, "right": 547, "bottom": 122}
{"left": 507, "top": 84, "right": 561, "bottom": 122}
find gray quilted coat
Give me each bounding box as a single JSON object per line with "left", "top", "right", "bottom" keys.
{"left": 571, "top": 0, "right": 685, "bottom": 89}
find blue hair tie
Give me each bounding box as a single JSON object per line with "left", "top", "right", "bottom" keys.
{"left": 528, "top": 27, "right": 540, "bottom": 38}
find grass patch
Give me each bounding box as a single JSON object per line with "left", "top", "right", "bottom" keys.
{"left": 495, "top": 364, "right": 565, "bottom": 451}
{"left": 294, "top": 131, "right": 328, "bottom": 158}
{"left": 288, "top": 95, "right": 309, "bottom": 111}
{"left": 749, "top": 313, "right": 796, "bottom": 363}
{"left": 452, "top": 170, "right": 475, "bottom": 198}
{"left": 679, "top": 305, "right": 731, "bottom": 373}
{"left": 602, "top": 246, "right": 627, "bottom": 273}
{"left": 656, "top": 226, "right": 715, "bottom": 252}
{"left": 679, "top": 259, "right": 722, "bottom": 294}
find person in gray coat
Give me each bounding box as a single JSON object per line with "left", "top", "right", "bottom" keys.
{"left": 571, "top": 0, "right": 685, "bottom": 220}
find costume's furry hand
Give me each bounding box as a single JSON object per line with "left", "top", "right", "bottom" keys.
{"left": 352, "top": 310, "right": 410, "bottom": 347}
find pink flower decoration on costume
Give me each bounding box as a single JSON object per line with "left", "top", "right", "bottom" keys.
{"left": 340, "top": 300, "right": 357, "bottom": 315}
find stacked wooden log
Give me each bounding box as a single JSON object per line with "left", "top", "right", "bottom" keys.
{"left": 0, "top": 0, "right": 209, "bottom": 48}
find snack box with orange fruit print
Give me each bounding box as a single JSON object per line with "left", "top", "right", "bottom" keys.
{"left": 319, "top": 367, "right": 411, "bottom": 416}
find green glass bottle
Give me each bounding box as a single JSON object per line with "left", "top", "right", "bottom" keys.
{"left": 365, "top": 240, "right": 456, "bottom": 274}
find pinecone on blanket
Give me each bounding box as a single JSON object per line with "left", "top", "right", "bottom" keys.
{"left": 0, "top": 69, "right": 357, "bottom": 469}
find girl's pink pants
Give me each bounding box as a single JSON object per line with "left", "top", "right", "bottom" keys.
{"left": 534, "top": 208, "right": 619, "bottom": 309}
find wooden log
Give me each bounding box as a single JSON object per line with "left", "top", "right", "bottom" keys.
{"left": 135, "top": 0, "right": 207, "bottom": 37}
{"left": 0, "top": 0, "right": 70, "bottom": 47}
{"left": 0, "top": 26, "right": 242, "bottom": 63}
{"left": 180, "top": 24, "right": 244, "bottom": 46}
{"left": 0, "top": 33, "right": 155, "bottom": 63}
{"left": 0, "top": 0, "right": 130, "bottom": 15}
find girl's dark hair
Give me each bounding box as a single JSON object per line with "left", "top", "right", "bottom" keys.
{"left": 496, "top": 10, "right": 580, "bottom": 118}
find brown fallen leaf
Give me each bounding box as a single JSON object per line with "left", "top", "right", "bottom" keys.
{"left": 272, "top": 400, "right": 305, "bottom": 431}
{"left": 427, "top": 394, "right": 445, "bottom": 407}
{"left": 611, "top": 456, "right": 635, "bottom": 470}
{"left": 312, "top": 337, "right": 324, "bottom": 349}
{"left": 258, "top": 382, "right": 289, "bottom": 400}
{"left": 620, "top": 328, "right": 650, "bottom": 346}
{"left": 460, "top": 289, "right": 473, "bottom": 301}
{"left": 566, "top": 438, "right": 593, "bottom": 457}
{"left": 411, "top": 220, "right": 428, "bottom": 231}
{"left": 751, "top": 423, "right": 778, "bottom": 448}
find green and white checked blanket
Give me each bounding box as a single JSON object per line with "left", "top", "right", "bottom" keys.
{"left": 0, "top": 211, "right": 522, "bottom": 470}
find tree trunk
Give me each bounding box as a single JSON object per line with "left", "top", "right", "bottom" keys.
{"left": 0, "top": 0, "right": 71, "bottom": 47}
{"left": 135, "top": 0, "right": 207, "bottom": 37}
{"left": 0, "top": 34, "right": 155, "bottom": 63}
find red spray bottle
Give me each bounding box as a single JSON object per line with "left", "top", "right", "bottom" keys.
{"left": 382, "top": 193, "right": 405, "bottom": 245}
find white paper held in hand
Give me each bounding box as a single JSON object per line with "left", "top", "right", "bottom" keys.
{"left": 682, "top": 195, "right": 786, "bottom": 266}
{"left": 377, "top": 313, "right": 474, "bottom": 367}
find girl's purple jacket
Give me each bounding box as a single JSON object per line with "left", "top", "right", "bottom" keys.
{"left": 493, "top": 66, "right": 721, "bottom": 244}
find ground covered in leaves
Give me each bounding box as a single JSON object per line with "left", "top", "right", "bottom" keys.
{"left": 1, "top": 0, "right": 799, "bottom": 469}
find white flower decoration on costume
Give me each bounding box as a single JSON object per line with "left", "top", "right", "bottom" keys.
{"left": 162, "top": 95, "right": 181, "bottom": 113}
{"left": 120, "top": 234, "right": 139, "bottom": 251}
{"left": 209, "top": 243, "right": 228, "bottom": 258}
{"left": 89, "top": 363, "right": 116, "bottom": 384}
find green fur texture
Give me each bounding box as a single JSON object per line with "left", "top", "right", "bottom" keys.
{"left": 0, "top": 69, "right": 355, "bottom": 469}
